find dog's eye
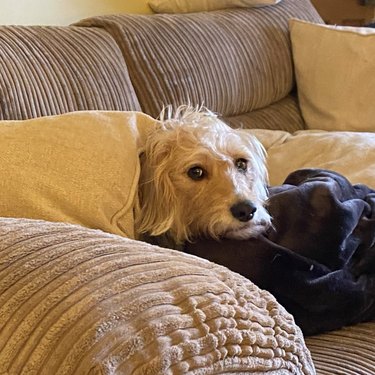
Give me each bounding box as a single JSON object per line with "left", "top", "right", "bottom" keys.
{"left": 187, "top": 166, "right": 206, "bottom": 180}
{"left": 235, "top": 158, "right": 248, "bottom": 172}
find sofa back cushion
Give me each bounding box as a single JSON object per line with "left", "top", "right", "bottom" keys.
{"left": 76, "top": 0, "right": 322, "bottom": 128}
{"left": 0, "top": 26, "right": 141, "bottom": 120}
{"left": 223, "top": 95, "right": 305, "bottom": 132}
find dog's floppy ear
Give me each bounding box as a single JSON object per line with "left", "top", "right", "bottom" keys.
{"left": 137, "top": 129, "right": 178, "bottom": 237}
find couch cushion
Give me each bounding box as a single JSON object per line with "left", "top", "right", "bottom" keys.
{"left": 248, "top": 128, "right": 375, "bottom": 187}
{"left": 0, "top": 26, "right": 140, "bottom": 120}
{"left": 224, "top": 95, "right": 305, "bottom": 132}
{"left": 305, "top": 321, "right": 375, "bottom": 375}
{"left": 0, "top": 217, "right": 316, "bottom": 374}
{"left": 148, "top": 0, "right": 282, "bottom": 13}
{"left": 76, "top": 0, "right": 322, "bottom": 121}
{"left": 0, "top": 111, "right": 158, "bottom": 238}
{"left": 289, "top": 19, "right": 375, "bottom": 132}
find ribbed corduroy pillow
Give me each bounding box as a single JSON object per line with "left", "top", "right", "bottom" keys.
{"left": 0, "top": 217, "right": 316, "bottom": 374}
{"left": 0, "top": 111, "right": 158, "bottom": 238}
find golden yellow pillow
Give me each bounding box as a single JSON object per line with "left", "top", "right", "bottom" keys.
{"left": 0, "top": 111, "right": 158, "bottom": 238}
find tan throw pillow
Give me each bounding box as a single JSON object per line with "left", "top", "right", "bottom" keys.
{"left": 148, "top": 0, "right": 282, "bottom": 14}
{"left": 0, "top": 111, "right": 158, "bottom": 238}
{"left": 289, "top": 19, "right": 375, "bottom": 132}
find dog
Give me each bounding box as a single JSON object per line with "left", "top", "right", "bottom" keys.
{"left": 137, "top": 105, "right": 271, "bottom": 249}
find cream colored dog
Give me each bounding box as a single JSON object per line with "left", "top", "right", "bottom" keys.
{"left": 137, "top": 106, "right": 271, "bottom": 247}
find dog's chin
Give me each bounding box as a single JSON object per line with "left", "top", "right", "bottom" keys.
{"left": 223, "top": 221, "right": 270, "bottom": 240}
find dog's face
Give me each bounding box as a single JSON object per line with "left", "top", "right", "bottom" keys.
{"left": 138, "top": 107, "right": 271, "bottom": 244}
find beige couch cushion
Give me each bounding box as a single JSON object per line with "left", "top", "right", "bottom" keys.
{"left": 290, "top": 19, "right": 375, "bottom": 132}
{"left": 0, "top": 26, "right": 140, "bottom": 120}
{"left": 0, "top": 111, "right": 158, "bottom": 238}
{"left": 148, "top": 0, "right": 282, "bottom": 13}
{"left": 249, "top": 129, "right": 375, "bottom": 187}
{"left": 76, "top": 0, "right": 322, "bottom": 131}
{"left": 0, "top": 217, "right": 316, "bottom": 374}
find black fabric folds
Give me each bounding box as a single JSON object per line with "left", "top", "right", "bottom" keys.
{"left": 184, "top": 169, "right": 375, "bottom": 335}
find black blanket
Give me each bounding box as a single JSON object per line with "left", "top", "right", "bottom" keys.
{"left": 184, "top": 169, "right": 375, "bottom": 336}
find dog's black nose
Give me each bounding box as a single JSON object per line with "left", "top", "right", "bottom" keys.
{"left": 230, "top": 200, "right": 257, "bottom": 222}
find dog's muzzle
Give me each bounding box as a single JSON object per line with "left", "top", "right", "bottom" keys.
{"left": 230, "top": 200, "right": 257, "bottom": 222}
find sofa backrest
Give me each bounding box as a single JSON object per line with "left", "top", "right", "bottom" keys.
{"left": 0, "top": 26, "right": 140, "bottom": 120}
{"left": 0, "top": 0, "right": 323, "bottom": 131}
{"left": 76, "top": 0, "right": 322, "bottom": 131}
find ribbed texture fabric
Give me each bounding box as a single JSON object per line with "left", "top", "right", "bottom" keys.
{"left": 76, "top": 0, "right": 322, "bottom": 120}
{"left": 0, "top": 26, "right": 140, "bottom": 120}
{"left": 0, "top": 217, "right": 315, "bottom": 375}
{"left": 306, "top": 322, "right": 375, "bottom": 375}
{"left": 224, "top": 95, "right": 306, "bottom": 132}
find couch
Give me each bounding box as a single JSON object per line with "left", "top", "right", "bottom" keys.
{"left": 0, "top": 0, "right": 374, "bottom": 374}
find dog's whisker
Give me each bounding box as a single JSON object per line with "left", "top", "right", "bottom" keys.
{"left": 138, "top": 176, "right": 156, "bottom": 187}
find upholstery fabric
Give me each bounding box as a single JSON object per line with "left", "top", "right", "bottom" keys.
{"left": 0, "top": 217, "right": 315, "bottom": 375}
{"left": 76, "top": 0, "right": 323, "bottom": 120}
{"left": 306, "top": 322, "right": 375, "bottom": 375}
{"left": 0, "top": 26, "right": 141, "bottom": 120}
{"left": 289, "top": 19, "right": 375, "bottom": 132}
{"left": 0, "top": 111, "right": 158, "bottom": 239}
{"left": 224, "top": 95, "right": 306, "bottom": 132}
{"left": 249, "top": 128, "right": 375, "bottom": 187}
{"left": 148, "top": 0, "right": 282, "bottom": 14}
